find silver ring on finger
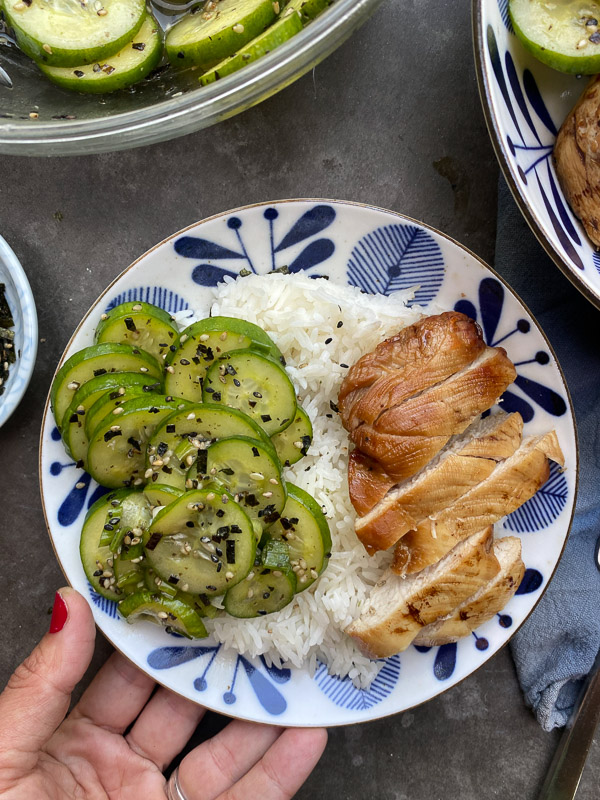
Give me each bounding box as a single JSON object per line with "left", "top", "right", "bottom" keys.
{"left": 166, "top": 766, "right": 188, "bottom": 800}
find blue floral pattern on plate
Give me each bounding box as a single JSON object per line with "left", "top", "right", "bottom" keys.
{"left": 39, "top": 200, "right": 576, "bottom": 726}
{"left": 477, "top": 0, "right": 600, "bottom": 306}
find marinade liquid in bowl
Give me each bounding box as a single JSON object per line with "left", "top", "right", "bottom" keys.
{"left": 0, "top": 0, "right": 384, "bottom": 155}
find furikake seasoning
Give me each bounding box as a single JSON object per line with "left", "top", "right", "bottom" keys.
{"left": 0, "top": 284, "right": 15, "bottom": 397}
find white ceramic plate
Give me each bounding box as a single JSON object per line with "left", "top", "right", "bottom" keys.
{"left": 0, "top": 234, "right": 37, "bottom": 428}
{"left": 474, "top": 0, "right": 600, "bottom": 310}
{"left": 39, "top": 200, "right": 577, "bottom": 726}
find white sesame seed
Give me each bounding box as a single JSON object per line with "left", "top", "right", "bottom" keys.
{"left": 262, "top": 491, "right": 273, "bottom": 498}
{"left": 140, "top": 367, "right": 148, "bottom": 373}
{"left": 113, "top": 406, "right": 124, "bottom": 415}
{"left": 232, "top": 23, "right": 244, "bottom": 33}
{"left": 100, "top": 313, "right": 109, "bottom": 320}
{"left": 293, "top": 440, "right": 303, "bottom": 449}
{"left": 219, "top": 331, "right": 228, "bottom": 340}
{"left": 310, "top": 568, "right": 318, "bottom": 579}
{"left": 118, "top": 387, "right": 126, "bottom": 395}
{"left": 269, "top": 478, "right": 278, "bottom": 485}
{"left": 67, "top": 381, "right": 80, "bottom": 390}
{"left": 272, "top": 570, "right": 282, "bottom": 577}
{"left": 247, "top": 588, "right": 254, "bottom": 598}
{"left": 249, "top": 472, "right": 264, "bottom": 481}
{"left": 132, "top": 304, "right": 142, "bottom": 311}
{"left": 187, "top": 412, "right": 195, "bottom": 420}
{"left": 182, "top": 583, "right": 189, "bottom": 592}
{"left": 133, "top": 478, "right": 143, "bottom": 486}
{"left": 75, "top": 481, "right": 86, "bottom": 489}
{"left": 166, "top": 365, "right": 175, "bottom": 373}
{"left": 43, "top": 43, "right": 53, "bottom": 54}
{"left": 157, "top": 611, "right": 169, "bottom": 619}
{"left": 225, "top": 571, "right": 234, "bottom": 580}
{"left": 206, "top": 492, "right": 215, "bottom": 501}
{"left": 200, "top": 334, "right": 210, "bottom": 341}
{"left": 180, "top": 334, "right": 188, "bottom": 343}
{"left": 145, "top": 468, "right": 153, "bottom": 478}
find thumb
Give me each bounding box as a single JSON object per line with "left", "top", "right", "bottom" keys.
{"left": 0, "top": 587, "right": 96, "bottom": 772}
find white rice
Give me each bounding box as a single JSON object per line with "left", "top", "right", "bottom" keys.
{"left": 194, "top": 274, "right": 424, "bottom": 687}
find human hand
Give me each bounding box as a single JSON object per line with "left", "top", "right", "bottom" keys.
{"left": 0, "top": 588, "right": 327, "bottom": 799}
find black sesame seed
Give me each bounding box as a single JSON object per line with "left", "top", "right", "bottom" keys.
{"left": 325, "top": 337, "right": 332, "bottom": 344}
{"left": 124, "top": 317, "right": 136, "bottom": 332}
{"left": 186, "top": 521, "right": 194, "bottom": 528}
{"left": 337, "top": 321, "right": 343, "bottom": 328}
{"left": 252, "top": 446, "right": 259, "bottom": 457}
{"left": 216, "top": 508, "right": 225, "bottom": 518}
{"left": 212, "top": 392, "right": 221, "bottom": 401}
{"left": 253, "top": 391, "right": 262, "bottom": 399}
{"left": 132, "top": 41, "right": 146, "bottom": 50}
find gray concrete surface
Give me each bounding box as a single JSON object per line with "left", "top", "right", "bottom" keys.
{"left": 0, "top": 1, "right": 597, "bottom": 798}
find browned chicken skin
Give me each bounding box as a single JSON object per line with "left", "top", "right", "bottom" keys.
{"left": 554, "top": 75, "right": 600, "bottom": 247}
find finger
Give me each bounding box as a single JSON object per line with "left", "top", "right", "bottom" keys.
{"left": 218, "top": 728, "right": 328, "bottom": 800}
{"left": 126, "top": 687, "right": 206, "bottom": 770}
{"left": 0, "top": 588, "right": 96, "bottom": 775}
{"left": 69, "top": 651, "right": 155, "bottom": 734}
{"left": 179, "top": 720, "right": 282, "bottom": 800}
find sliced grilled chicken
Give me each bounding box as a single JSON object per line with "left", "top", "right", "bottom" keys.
{"left": 350, "top": 347, "right": 516, "bottom": 479}
{"left": 339, "top": 311, "right": 486, "bottom": 431}
{"left": 354, "top": 412, "right": 523, "bottom": 554}
{"left": 348, "top": 449, "right": 397, "bottom": 517}
{"left": 554, "top": 76, "right": 600, "bottom": 248}
{"left": 373, "top": 346, "right": 516, "bottom": 436}
{"left": 413, "top": 536, "right": 525, "bottom": 647}
{"left": 392, "top": 431, "right": 564, "bottom": 575}
{"left": 347, "top": 527, "right": 500, "bottom": 658}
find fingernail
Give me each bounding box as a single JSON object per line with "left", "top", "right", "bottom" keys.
{"left": 49, "top": 591, "right": 68, "bottom": 634}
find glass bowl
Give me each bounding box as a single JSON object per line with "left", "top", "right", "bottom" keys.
{"left": 0, "top": 0, "right": 384, "bottom": 156}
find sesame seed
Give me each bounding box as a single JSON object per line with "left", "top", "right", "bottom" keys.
{"left": 232, "top": 23, "right": 244, "bottom": 33}
{"left": 272, "top": 0, "right": 279, "bottom": 11}
{"left": 182, "top": 583, "right": 189, "bottom": 592}
{"left": 300, "top": 576, "right": 307, "bottom": 584}
{"left": 67, "top": 381, "right": 80, "bottom": 390}
{"left": 269, "top": 478, "right": 278, "bottom": 485}
{"left": 166, "top": 365, "right": 175, "bottom": 373}
{"left": 200, "top": 334, "right": 209, "bottom": 341}
{"left": 157, "top": 611, "right": 169, "bottom": 619}
{"left": 219, "top": 331, "right": 228, "bottom": 340}
{"left": 247, "top": 588, "right": 254, "bottom": 598}
{"left": 272, "top": 570, "right": 282, "bottom": 577}
{"left": 132, "top": 304, "right": 142, "bottom": 311}
{"left": 133, "top": 478, "right": 143, "bottom": 486}
{"left": 180, "top": 334, "right": 188, "bottom": 343}
{"left": 310, "top": 568, "right": 318, "bottom": 579}
{"left": 206, "top": 492, "right": 215, "bottom": 501}
{"left": 187, "top": 412, "right": 195, "bottom": 420}
{"left": 145, "top": 468, "right": 153, "bottom": 478}
{"left": 293, "top": 440, "right": 303, "bottom": 449}
{"left": 225, "top": 571, "right": 234, "bottom": 580}
{"left": 262, "top": 491, "right": 273, "bottom": 498}
{"left": 100, "top": 313, "right": 109, "bottom": 320}
{"left": 113, "top": 406, "right": 124, "bottom": 415}
{"left": 110, "top": 425, "right": 121, "bottom": 432}
{"left": 75, "top": 482, "right": 86, "bottom": 489}
{"left": 249, "top": 472, "right": 264, "bottom": 480}
{"left": 43, "top": 43, "right": 53, "bottom": 54}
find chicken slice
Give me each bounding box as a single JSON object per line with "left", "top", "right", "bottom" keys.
{"left": 339, "top": 311, "right": 486, "bottom": 431}
{"left": 413, "top": 536, "right": 525, "bottom": 647}
{"left": 554, "top": 75, "right": 600, "bottom": 248}
{"left": 347, "top": 526, "right": 500, "bottom": 658}
{"left": 354, "top": 412, "right": 523, "bottom": 554}
{"left": 392, "top": 431, "right": 564, "bottom": 575}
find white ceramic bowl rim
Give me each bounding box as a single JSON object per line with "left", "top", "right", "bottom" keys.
{"left": 0, "top": 235, "right": 37, "bottom": 428}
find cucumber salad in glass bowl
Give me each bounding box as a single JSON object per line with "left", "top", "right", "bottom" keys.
{"left": 50, "top": 301, "right": 331, "bottom": 635}
{"left": 2, "top": 0, "right": 331, "bottom": 94}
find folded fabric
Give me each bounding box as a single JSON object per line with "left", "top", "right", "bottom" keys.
{"left": 495, "top": 177, "right": 600, "bottom": 731}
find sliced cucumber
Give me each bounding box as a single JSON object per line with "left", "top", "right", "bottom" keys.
{"left": 146, "top": 402, "right": 272, "bottom": 489}
{"left": 268, "top": 483, "right": 331, "bottom": 591}
{"left": 5, "top": 0, "right": 146, "bottom": 68}
{"left": 166, "top": 0, "right": 277, "bottom": 69}
{"left": 87, "top": 395, "right": 190, "bottom": 488}
{"left": 145, "top": 488, "right": 256, "bottom": 596}
{"left": 270, "top": 406, "right": 312, "bottom": 467}
{"left": 51, "top": 342, "right": 162, "bottom": 429}
{"left": 38, "top": 14, "right": 163, "bottom": 93}
{"left": 164, "top": 316, "right": 282, "bottom": 404}
{"left": 204, "top": 435, "right": 286, "bottom": 533}
{"left": 143, "top": 566, "right": 179, "bottom": 599}
{"left": 118, "top": 590, "right": 208, "bottom": 638}
{"left": 199, "top": 11, "right": 302, "bottom": 84}
{"left": 85, "top": 384, "right": 162, "bottom": 441}
{"left": 224, "top": 559, "right": 296, "bottom": 617}
{"left": 113, "top": 556, "right": 144, "bottom": 595}
{"left": 143, "top": 483, "right": 184, "bottom": 508}
{"left": 80, "top": 488, "right": 137, "bottom": 601}
{"left": 94, "top": 297, "right": 178, "bottom": 357}
{"left": 203, "top": 349, "right": 297, "bottom": 436}
{"left": 510, "top": 0, "right": 600, "bottom": 74}
{"left": 62, "top": 373, "right": 161, "bottom": 463}
{"left": 282, "top": 0, "right": 332, "bottom": 24}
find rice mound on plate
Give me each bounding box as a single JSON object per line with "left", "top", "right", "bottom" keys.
{"left": 192, "top": 274, "right": 424, "bottom": 688}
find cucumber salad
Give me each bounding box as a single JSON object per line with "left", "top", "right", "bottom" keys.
{"left": 51, "top": 299, "right": 331, "bottom": 638}
{"left": 2, "top": 0, "right": 334, "bottom": 94}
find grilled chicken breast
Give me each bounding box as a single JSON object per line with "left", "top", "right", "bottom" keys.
{"left": 339, "top": 311, "right": 486, "bottom": 431}
{"left": 349, "top": 347, "right": 516, "bottom": 479}
{"left": 392, "top": 431, "right": 565, "bottom": 575}
{"left": 354, "top": 412, "right": 523, "bottom": 554}
{"left": 554, "top": 76, "right": 600, "bottom": 248}
{"left": 347, "top": 527, "right": 500, "bottom": 658}
{"left": 413, "top": 536, "right": 525, "bottom": 647}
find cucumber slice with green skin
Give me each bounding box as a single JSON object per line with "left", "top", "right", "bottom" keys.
{"left": 80, "top": 488, "right": 138, "bottom": 601}
{"left": 98, "top": 489, "right": 152, "bottom": 550}
{"left": 204, "top": 436, "right": 286, "bottom": 533}
{"left": 114, "top": 556, "right": 144, "bottom": 594}
{"left": 146, "top": 403, "right": 272, "bottom": 488}
{"left": 87, "top": 395, "right": 191, "bottom": 488}
{"left": 143, "top": 483, "right": 185, "bottom": 508}
{"left": 510, "top": 0, "right": 600, "bottom": 74}
{"left": 166, "top": 0, "right": 277, "bottom": 69}
{"left": 145, "top": 488, "right": 256, "bottom": 596}
{"left": 270, "top": 406, "right": 312, "bottom": 467}
{"left": 224, "top": 562, "right": 296, "bottom": 617}
{"left": 94, "top": 297, "right": 178, "bottom": 358}
{"left": 261, "top": 536, "right": 291, "bottom": 569}
{"left": 51, "top": 342, "right": 162, "bottom": 429}
{"left": 85, "top": 384, "right": 165, "bottom": 441}
{"left": 62, "top": 372, "right": 160, "bottom": 461}
{"left": 144, "top": 567, "right": 179, "bottom": 599}
{"left": 118, "top": 590, "right": 208, "bottom": 638}
{"left": 164, "top": 316, "right": 282, "bottom": 404}
{"left": 5, "top": 0, "right": 146, "bottom": 68}
{"left": 203, "top": 349, "right": 297, "bottom": 436}
{"left": 38, "top": 14, "right": 163, "bottom": 93}
{"left": 199, "top": 11, "right": 302, "bottom": 85}
{"left": 282, "top": 0, "right": 332, "bottom": 24}
{"left": 267, "top": 482, "right": 331, "bottom": 591}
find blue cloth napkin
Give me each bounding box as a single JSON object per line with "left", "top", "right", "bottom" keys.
{"left": 495, "top": 177, "right": 600, "bottom": 731}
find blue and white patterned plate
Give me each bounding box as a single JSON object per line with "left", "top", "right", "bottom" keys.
{"left": 0, "top": 235, "right": 37, "bottom": 429}
{"left": 474, "top": 0, "right": 600, "bottom": 310}
{"left": 39, "top": 200, "right": 577, "bottom": 726}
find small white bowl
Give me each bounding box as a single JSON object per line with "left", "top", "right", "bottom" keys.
{"left": 0, "top": 235, "right": 37, "bottom": 428}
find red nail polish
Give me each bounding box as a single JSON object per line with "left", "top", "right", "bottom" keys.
{"left": 49, "top": 591, "right": 68, "bottom": 633}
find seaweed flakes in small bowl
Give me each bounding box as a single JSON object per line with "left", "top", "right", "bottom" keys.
{"left": 0, "top": 235, "right": 37, "bottom": 428}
